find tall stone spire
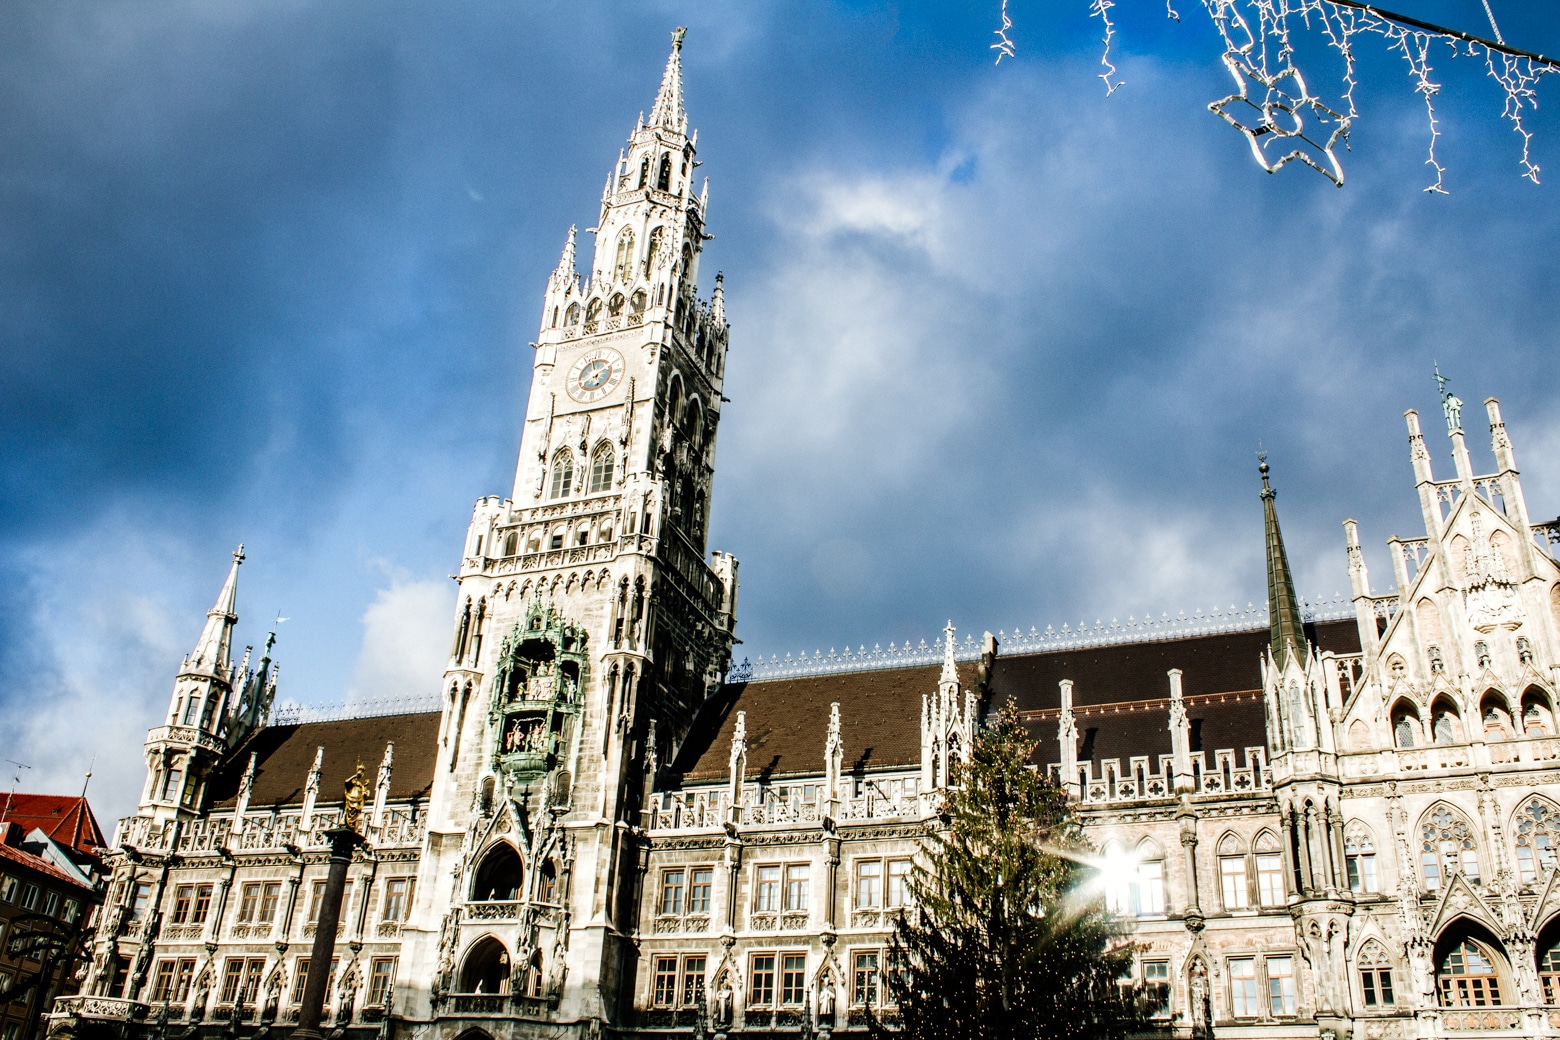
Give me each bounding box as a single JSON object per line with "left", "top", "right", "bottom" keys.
{"left": 551, "top": 225, "right": 577, "bottom": 286}
{"left": 1260, "top": 457, "right": 1305, "bottom": 670}
{"left": 188, "top": 545, "right": 243, "bottom": 674}
{"left": 648, "top": 27, "right": 687, "bottom": 132}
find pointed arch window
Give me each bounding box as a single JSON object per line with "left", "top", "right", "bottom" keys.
{"left": 1514, "top": 798, "right": 1560, "bottom": 885}
{"left": 1421, "top": 806, "right": 1480, "bottom": 889}
{"left": 1438, "top": 939, "right": 1503, "bottom": 1007}
{"left": 644, "top": 226, "right": 664, "bottom": 276}
{"left": 588, "top": 443, "right": 614, "bottom": 494}
{"left": 1358, "top": 942, "right": 1396, "bottom": 1007}
{"left": 656, "top": 153, "right": 671, "bottom": 191}
{"left": 613, "top": 228, "right": 635, "bottom": 282}
{"left": 1216, "top": 833, "right": 1249, "bottom": 910}
{"left": 637, "top": 156, "right": 649, "bottom": 188}
{"left": 549, "top": 452, "right": 574, "bottom": 500}
{"left": 1345, "top": 824, "right": 1379, "bottom": 893}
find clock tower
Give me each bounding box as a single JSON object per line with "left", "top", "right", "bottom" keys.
{"left": 406, "top": 28, "right": 739, "bottom": 1034}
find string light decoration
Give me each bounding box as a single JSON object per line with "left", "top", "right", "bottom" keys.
{"left": 999, "top": 2, "right": 1559, "bottom": 190}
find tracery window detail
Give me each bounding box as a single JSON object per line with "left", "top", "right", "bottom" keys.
{"left": 1515, "top": 799, "right": 1560, "bottom": 885}
{"left": 549, "top": 452, "right": 574, "bottom": 500}
{"left": 1438, "top": 940, "right": 1502, "bottom": 1007}
{"left": 588, "top": 444, "right": 614, "bottom": 495}
{"left": 1421, "top": 806, "right": 1480, "bottom": 889}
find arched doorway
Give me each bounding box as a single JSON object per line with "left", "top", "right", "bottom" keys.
{"left": 470, "top": 843, "right": 523, "bottom": 901}
{"left": 1535, "top": 918, "right": 1560, "bottom": 1005}
{"left": 458, "top": 938, "right": 510, "bottom": 994}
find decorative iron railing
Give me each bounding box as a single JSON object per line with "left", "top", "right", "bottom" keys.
{"left": 729, "top": 595, "right": 1357, "bottom": 682}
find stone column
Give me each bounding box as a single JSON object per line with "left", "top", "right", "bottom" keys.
{"left": 293, "top": 827, "right": 364, "bottom": 1040}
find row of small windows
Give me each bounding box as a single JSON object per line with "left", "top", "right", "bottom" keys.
{"left": 653, "top": 858, "right": 913, "bottom": 920}
{"left": 650, "top": 949, "right": 901, "bottom": 1011}
{"left": 148, "top": 953, "right": 398, "bottom": 1010}
{"left": 1388, "top": 684, "right": 1555, "bottom": 748}
{"left": 1103, "top": 799, "right": 1560, "bottom": 921}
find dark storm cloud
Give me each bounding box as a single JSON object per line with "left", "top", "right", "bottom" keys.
{"left": 2, "top": 2, "right": 1559, "bottom": 819}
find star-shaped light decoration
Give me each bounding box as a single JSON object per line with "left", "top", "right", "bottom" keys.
{"left": 1209, "top": 51, "right": 1351, "bottom": 186}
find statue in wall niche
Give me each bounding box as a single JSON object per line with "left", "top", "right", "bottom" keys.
{"left": 713, "top": 982, "right": 734, "bottom": 1028}
{"left": 1187, "top": 959, "right": 1211, "bottom": 1040}
{"left": 817, "top": 978, "right": 835, "bottom": 1022}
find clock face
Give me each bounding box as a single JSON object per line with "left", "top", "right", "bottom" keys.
{"left": 565, "top": 348, "right": 626, "bottom": 404}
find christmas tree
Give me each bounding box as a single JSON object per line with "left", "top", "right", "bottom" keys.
{"left": 885, "top": 701, "right": 1143, "bottom": 1040}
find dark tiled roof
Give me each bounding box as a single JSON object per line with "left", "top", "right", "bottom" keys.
{"left": 675, "top": 620, "right": 1361, "bottom": 783}
{"left": 208, "top": 712, "right": 441, "bottom": 809}
{"left": 0, "top": 793, "right": 106, "bottom": 857}
{"left": 674, "top": 664, "right": 979, "bottom": 783}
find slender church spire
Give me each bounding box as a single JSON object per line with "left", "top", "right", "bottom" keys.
{"left": 1260, "top": 457, "right": 1305, "bottom": 669}
{"left": 648, "top": 27, "right": 687, "bottom": 132}
{"left": 189, "top": 545, "right": 243, "bottom": 673}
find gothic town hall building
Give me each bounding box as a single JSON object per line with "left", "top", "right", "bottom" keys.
{"left": 52, "top": 33, "right": 1560, "bottom": 1040}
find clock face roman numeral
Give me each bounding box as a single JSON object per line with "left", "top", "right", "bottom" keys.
{"left": 566, "top": 348, "right": 626, "bottom": 404}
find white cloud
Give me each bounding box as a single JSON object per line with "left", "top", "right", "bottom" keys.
{"left": 342, "top": 576, "right": 455, "bottom": 707}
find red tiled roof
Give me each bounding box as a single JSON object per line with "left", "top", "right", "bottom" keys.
{"left": 207, "top": 713, "right": 441, "bottom": 809}
{"left": 0, "top": 794, "right": 106, "bottom": 858}
{"left": 0, "top": 838, "right": 94, "bottom": 893}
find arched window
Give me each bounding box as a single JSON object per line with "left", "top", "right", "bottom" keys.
{"left": 526, "top": 951, "right": 544, "bottom": 997}
{"left": 607, "top": 293, "right": 625, "bottom": 317}
{"left": 564, "top": 303, "right": 580, "bottom": 326}
{"left": 630, "top": 289, "right": 647, "bottom": 315}
{"left": 1099, "top": 841, "right": 1133, "bottom": 914}
{"left": 1431, "top": 696, "right": 1462, "bottom": 744}
{"left": 585, "top": 297, "right": 602, "bottom": 323}
{"left": 644, "top": 226, "right": 664, "bottom": 275}
{"left": 1358, "top": 942, "right": 1396, "bottom": 1008}
{"left": 1135, "top": 839, "right": 1166, "bottom": 916}
{"left": 1481, "top": 691, "right": 1513, "bottom": 740}
{"left": 656, "top": 153, "right": 671, "bottom": 191}
{"left": 1216, "top": 832, "right": 1248, "bottom": 910}
{"left": 613, "top": 229, "right": 635, "bottom": 282}
{"left": 588, "top": 443, "right": 614, "bottom": 494}
{"left": 470, "top": 843, "right": 523, "bottom": 902}
{"left": 637, "top": 156, "right": 649, "bottom": 189}
{"left": 1345, "top": 822, "right": 1378, "bottom": 893}
{"left": 538, "top": 860, "right": 558, "bottom": 904}
{"left": 1524, "top": 688, "right": 1556, "bottom": 736}
{"left": 549, "top": 452, "right": 574, "bottom": 500}
{"left": 458, "top": 937, "right": 510, "bottom": 994}
{"left": 1252, "top": 829, "right": 1285, "bottom": 906}
{"left": 1421, "top": 805, "right": 1480, "bottom": 889}
{"left": 478, "top": 776, "right": 495, "bottom": 816}
{"left": 502, "top": 531, "right": 518, "bottom": 557}
{"left": 1437, "top": 937, "right": 1505, "bottom": 1007}
{"left": 1514, "top": 798, "right": 1560, "bottom": 885}
{"left": 1537, "top": 921, "right": 1560, "bottom": 1004}
{"left": 1391, "top": 700, "right": 1420, "bottom": 749}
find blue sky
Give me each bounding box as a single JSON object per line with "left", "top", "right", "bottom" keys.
{"left": 4, "top": 1, "right": 1559, "bottom": 823}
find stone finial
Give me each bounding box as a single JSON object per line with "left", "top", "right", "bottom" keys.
{"left": 727, "top": 711, "right": 747, "bottom": 817}
{"left": 824, "top": 702, "right": 843, "bottom": 805}
{"left": 301, "top": 745, "right": 324, "bottom": 828}
{"left": 371, "top": 742, "right": 394, "bottom": 830}
{"left": 940, "top": 621, "right": 958, "bottom": 686}
{"left": 233, "top": 752, "right": 257, "bottom": 832}
{"left": 1168, "top": 669, "right": 1194, "bottom": 794}
{"left": 1058, "top": 680, "right": 1079, "bottom": 801}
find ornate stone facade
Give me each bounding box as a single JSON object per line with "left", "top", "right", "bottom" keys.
{"left": 53, "top": 30, "right": 1560, "bottom": 1040}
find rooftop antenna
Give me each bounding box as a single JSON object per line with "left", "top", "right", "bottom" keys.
{"left": 81, "top": 755, "right": 96, "bottom": 798}
{"left": 1, "top": 759, "right": 32, "bottom": 831}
